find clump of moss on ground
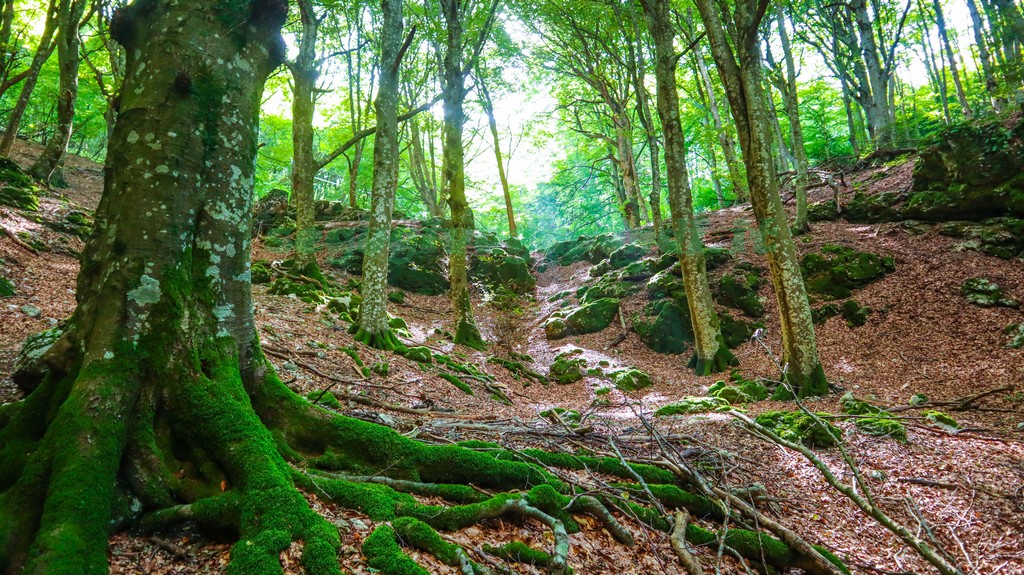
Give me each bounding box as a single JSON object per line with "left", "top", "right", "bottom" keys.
{"left": 708, "top": 370, "right": 770, "bottom": 404}
{"left": 610, "top": 368, "right": 653, "bottom": 392}
{"left": 962, "top": 277, "right": 1019, "bottom": 308}
{"left": 800, "top": 244, "right": 895, "bottom": 300}
{"left": 0, "top": 157, "right": 41, "bottom": 211}
{"left": 549, "top": 350, "right": 586, "bottom": 384}
{"left": 654, "top": 397, "right": 728, "bottom": 416}
{"left": 840, "top": 393, "right": 907, "bottom": 442}
{"left": 755, "top": 411, "right": 843, "bottom": 448}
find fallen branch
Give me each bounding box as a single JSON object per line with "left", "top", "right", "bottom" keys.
{"left": 1, "top": 224, "right": 39, "bottom": 255}
{"left": 888, "top": 385, "right": 1015, "bottom": 413}
{"left": 670, "top": 511, "right": 705, "bottom": 575}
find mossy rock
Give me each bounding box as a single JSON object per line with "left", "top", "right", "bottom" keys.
{"left": 0, "top": 273, "right": 14, "bottom": 297}
{"left": 632, "top": 298, "right": 693, "bottom": 355}
{"left": 800, "top": 244, "right": 895, "bottom": 300}
{"left": 400, "top": 346, "right": 433, "bottom": 364}
{"left": 540, "top": 407, "right": 582, "bottom": 425}
{"left": 654, "top": 396, "right": 728, "bottom": 416}
{"left": 812, "top": 303, "right": 842, "bottom": 325}
{"left": 940, "top": 218, "right": 1024, "bottom": 259}
{"left": 610, "top": 368, "right": 653, "bottom": 392}
{"left": 388, "top": 290, "right": 405, "bottom": 304}
{"left": 719, "top": 311, "right": 764, "bottom": 349}
{"left": 1006, "top": 323, "right": 1024, "bottom": 349}
{"left": 715, "top": 268, "right": 764, "bottom": 317}
{"left": 0, "top": 157, "right": 41, "bottom": 211}
{"left": 709, "top": 375, "right": 769, "bottom": 404}
{"left": 251, "top": 260, "right": 274, "bottom": 285}
{"left": 549, "top": 351, "right": 586, "bottom": 384}
{"left": 808, "top": 200, "right": 839, "bottom": 222}
{"left": 924, "top": 410, "right": 960, "bottom": 432}
{"left": 470, "top": 245, "right": 536, "bottom": 295}
{"left": 841, "top": 300, "right": 870, "bottom": 327}
{"left": 46, "top": 209, "right": 93, "bottom": 239}
{"left": 840, "top": 393, "right": 906, "bottom": 442}
{"left": 961, "top": 277, "right": 1019, "bottom": 308}
{"left": 645, "top": 268, "right": 687, "bottom": 302}
{"left": 755, "top": 411, "right": 842, "bottom": 448}
{"left": 591, "top": 243, "right": 647, "bottom": 275}
{"left": 544, "top": 298, "right": 620, "bottom": 340}
{"left": 579, "top": 271, "right": 644, "bottom": 305}
{"left": 546, "top": 233, "right": 625, "bottom": 266}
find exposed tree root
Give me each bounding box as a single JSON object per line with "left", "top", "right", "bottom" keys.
{"left": 454, "top": 319, "right": 487, "bottom": 351}
{"left": 351, "top": 326, "right": 407, "bottom": 352}
{"left": 688, "top": 338, "right": 739, "bottom": 376}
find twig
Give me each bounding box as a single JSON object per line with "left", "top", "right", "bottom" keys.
{"left": 2, "top": 224, "right": 39, "bottom": 254}
{"left": 888, "top": 385, "right": 1015, "bottom": 413}
{"left": 670, "top": 511, "right": 706, "bottom": 575}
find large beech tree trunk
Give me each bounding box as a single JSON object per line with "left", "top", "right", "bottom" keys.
{"left": 640, "top": 0, "right": 736, "bottom": 375}
{"left": 694, "top": 0, "right": 827, "bottom": 397}
{"left": 355, "top": 0, "right": 404, "bottom": 350}
{"left": 441, "top": 0, "right": 485, "bottom": 350}
{"left": 0, "top": 2, "right": 347, "bottom": 573}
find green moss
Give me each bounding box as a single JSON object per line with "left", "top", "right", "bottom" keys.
{"left": 840, "top": 393, "right": 907, "bottom": 442}
{"left": 800, "top": 245, "right": 895, "bottom": 300}
{"left": 484, "top": 541, "right": 554, "bottom": 566}
{"left": 544, "top": 298, "right": 620, "bottom": 339}
{"left": 1006, "top": 323, "right": 1024, "bottom": 349}
{"left": 610, "top": 368, "right": 653, "bottom": 392}
{"left": 399, "top": 346, "right": 433, "bottom": 364}
{"left": 549, "top": 351, "right": 586, "bottom": 384}
{"left": 391, "top": 517, "right": 461, "bottom": 565}
{"left": 708, "top": 374, "right": 770, "bottom": 404}
{"left": 812, "top": 303, "right": 841, "bottom": 325}
{"left": 924, "top": 410, "right": 960, "bottom": 431}
{"left": 438, "top": 373, "right": 474, "bottom": 395}
{"left": 841, "top": 300, "right": 870, "bottom": 327}
{"left": 0, "top": 157, "right": 41, "bottom": 211}
{"left": 755, "top": 411, "right": 842, "bottom": 448}
{"left": 305, "top": 390, "right": 341, "bottom": 408}
{"left": 362, "top": 525, "right": 430, "bottom": 575}
{"left": 715, "top": 269, "right": 764, "bottom": 317}
{"left": 539, "top": 407, "right": 581, "bottom": 425}
{"left": 388, "top": 291, "right": 406, "bottom": 304}
{"left": 487, "top": 357, "right": 546, "bottom": 385}
{"left": 654, "top": 397, "right": 728, "bottom": 416}
{"left": 632, "top": 298, "right": 694, "bottom": 354}
{"left": 251, "top": 260, "right": 274, "bottom": 285}
{"left": 961, "top": 277, "right": 1019, "bottom": 308}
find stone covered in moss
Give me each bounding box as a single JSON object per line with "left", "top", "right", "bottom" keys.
{"left": 546, "top": 233, "right": 625, "bottom": 266}
{"left": 610, "top": 368, "right": 653, "bottom": 392}
{"left": 709, "top": 372, "right": 770, "bottom": 404}
{"left": 961, "top": 277, "right": 1019, "bottom": 308}
{"left": 654, "top": 396, "right": 728, "bottom": 416}
{"left": 924, "top": 410, "right": 960, "bottom": 431}
{"left": 251, "top": 259, "right": 274, "bottom": 285}
{"left": 578, "top": 274, "right": 642, "bottom": 305}
{"left": 800, "top": 244, "right": 895, "bottom": 299}
{"left": 549, "top": 350, "right": 586, "bottom": 384}
{"left": 632, "top": 299, "right": 693, "bottom": 354}
{"left": 719, "top": 311, "right": 764, "bottom": 349}
{"left": 841, "top": 299, "right": 870, "bottom": 327}
{"left": 812, "top": 303, "right": 842, "bottom": 325}
{"left": 400, "top": 346, "right": 433, "bottom": 364}
{"left": 715, "top": 264, "right": 764, "bottom": 317}
{"left": 0, "top": 157, "right": 41, "bottom": 211}
{"left": 544, "top": 298, "right": 620, "bottom": 340}
{"left": 755, "top": 411, "right": 843, "bottom": 448}
{"left": 470, "top": 245, "right": 535, "bottom": 295}
{"left": 840, "top": 393, "right": 907, "bottom": 442}
{"left": 0, "top": 273, "right": 13, "bottom": 297}
{"left": 591, "top": 243, "right": 647, "bottom": 275}
{"left": 940, "top": 218, "right": 1024, "bottom": 259}
{"left": 808, "top": 199, "right": 839, "bottom": 222}
{"left": 646, "top": 268, "right": 687, "bottom": 301}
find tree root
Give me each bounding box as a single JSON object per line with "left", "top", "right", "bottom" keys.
{"left": 688, "top": 338, "right": 739, "bottom": 376}
{"left": 352, "top": 326, "right": 407, "bottom": 352}
{"left": 454, "top": 320, "right": 487, "bottom": 351}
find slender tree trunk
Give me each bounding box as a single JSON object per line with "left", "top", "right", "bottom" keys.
{"left": 355, "top": 0, "right": 404, "bottom": 350}
{"left": 775, "top": 9, "right": 809, "bottom": 234}
{"left": 478, "top": 75, "right": 516, "bottom": 237}
{"left": 694, "top": 0, "right": 827, "bottom": 397}
{"left": 918, "top": 11, "right": 952, "bottom": 124}
{"left": 290, "top": 0, "right": 320, "bottom": 272}
{"left": 852, "top": 0, "right": 894, "bottom": 149}
{"left": 967, "top": 0, "right": 1005, "bottom": 111}
{"left": 991, "top": 0, "right": 1024, "bottom": 98}
{"left": 441, "top": 0, "right": 484, "bottom": 349}
{"left": 629, "top": 31, "right": 663, "bottom": 237}
{"left": 409, "top": 118, "right": 441, "bottom": 216}
{"left": 640, "top": 0, "right": 737, "bottom": 375}
{"left": 0, "top": 0, "right": 58, "bottom": 157}
{"left": 933, "top": 0, "right": 972, "bottom": 118}
{"left": 612, "top": 111, "right": 644, "bottom": 228}
{"left": 694, "top": 49, "right": 747, "bottom": 202}
{"left": 346, "top": 141, "right": 365, "bottom": 208}
{"left": 31, "top": 0, "right": 89, "bottom": 185}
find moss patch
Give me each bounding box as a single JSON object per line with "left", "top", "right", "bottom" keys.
{"left": 549, "top": 350, "right": 586, "bottom": 385}
{"left": 800, "top": 244, "right": 895, "bottom": 300}
{"left": 755, "top": 411, "right": 843, "bottom": 448}
{"left": 610, "top": 368, "right": 653, "bottom": 392}
{"left": 654, "top": 397, "right": 728, "bottom": 416}
{"left": 961, "top": 277, "right": 1019, "bottom": 308}
{"left": 840, "top": 393, "right": 907, "bottom": 442}
{"left": 544, "top": 298, "right": 620, "bottom": 340}
{"left": 0, "top": 157, "right": 41, "bottom": 211}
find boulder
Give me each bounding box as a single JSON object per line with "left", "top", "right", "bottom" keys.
{"left": 544, "top": 298, "right": 620, "bottom": 340}
{"left": 800, "top": 244, "right": 895, "bottom": 300}
{"left": 610, "top": 368, "right": 653, "bottom": 392}
{"left": 715, "top": 263, "right": 764, "bottom": 317}
{"left": 0, "top": 157, "right": 40, "bottom": 211}
{"left": 632, "top": 299, "right": 693, "bottom": 354}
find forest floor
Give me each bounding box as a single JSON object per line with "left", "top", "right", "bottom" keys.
{"left": 1, "top": 138, "right": 1023, "bottom": 575}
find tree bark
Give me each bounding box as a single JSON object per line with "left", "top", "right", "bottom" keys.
{"left": 628, "top": 29, "right": 663, "bottom": 237}
{"left": 355, "top": 0, "right": 405, "bottom": 351}
{"left": 441, "top": 0, "right": 484, "bottom": 349}
{"left": 694, "top": 48, "right": 747, "bottom": 202}
{"left": 0, "top": 3, "right": 352, "bottom": 574}
{"left": 774, "top": 8, "right": 809, "bottom": 234}
{"left": 290, "top": 0, "right": 320, "bottom": 272}
{"left": 30, "top": 0, "right": 90, "bottom": 185}
{"left": 478, "top": 72, "right": 517, "bottom": 237}
{"left": 640, "top": 0, "right": 737, "bottom": 375}
{"left": 0, "top": 0, "right": 58, "bottom": 157}
{"left": 933, "top": 0, "right": 972, "bottom": 119}
{"left": 694, "top": 0, "right": 827, "bottom": 397}
{"left": 966, "top": 0, "right": 1005, "bottom": 111}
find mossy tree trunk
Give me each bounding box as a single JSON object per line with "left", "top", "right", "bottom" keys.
{"left": 0, "top": 0, "right": 58, "bottom": 157}
{"left": 0, "top": 2, "right": 348, "bottom": 573}
{"left": 355, "top": 0, "right": 405, "bottom": 351}
{"left": 290, "top": 0, "right": 320, "bottom": 273}
{"left": 772, "top": 7, "right": 809, "bottom": 234}
{"left": 441, "top": 0, "right": 485, "bottom": 350}
{"left": 640, "top": 0, "right": 736, "bottom": 376}
{"left": 30, "top": 0, "right": 89, "bottom": 186}
{"left": 694, "top": 0, "right": 827, "bottom": 396}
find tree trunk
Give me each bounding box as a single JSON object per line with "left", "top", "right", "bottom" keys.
{"left": 441, "top": 0, "right": 484, "bottom": 350}
{"left": 30, "top": 0, "right": 89, "bottom": 185}
{"left": 354, "top": 0, "right": 404, "bottom": 351}
{"left": 629, "top": 30, "right": 663, "bottom": 237}
{"left": 640, "top": 0, "right": 737, "bottom": 375}
{"left": 933, "top": 0, "right": 972, "bottom": 119}
{"left": 0, "top": 0, "right": 58, "bottom": 157}
{"left": 613, "top": 110, "right": 644, "bottom": 228}
{"left": 409, "top": 117, "right": 441, "bottom": 216}
{"left": 967, "top": 0, "right": 1005, "bottom": 111}
{"left": 990, "top": 0, "right": 1024, "bottom": 98}
{"left": 694, "top": 0, "right": 827, "bottom": 397}
{"left": 694, "top": 48, "right": 747, "bottom": 202}
{"left": 478, "top": 74, "right": 517, "bottom": 237}
{"left": 775, "top": 9, "right": 809, "bottom": 234}
{"left": 851, "top": 0, "right": 894, "bottom": 149}
{"left": 290, "top": 0, "right": 320, "bottom": 273}
{"left": 0, "top": 2, "right": 352, "bottom": 573}
{"left": 346, "top": 140, "right": 365, "bottom": 208}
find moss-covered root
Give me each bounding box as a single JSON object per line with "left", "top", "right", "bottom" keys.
{"left": 688, "top": 339, "right": 739, "bottom": 376}
{"left": 454, "top": 319, "right": 487, "bottom": 351}
{"left": 687, "top": 523, "right": 849, "bottom": 575}
{"left": 484, "top": 541, "right": 555, "bottom": 568}
{"left": 785, "top": 362, "right": 830, "bottom": 398}
{"left": 168, "top": 354, "right": 343, "bottom": 575}
{"left": 352, "top": 326, "right": 407, "bottom": 352}
{"left": 363, "top": 517, "right": 482, "bottom": 575}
